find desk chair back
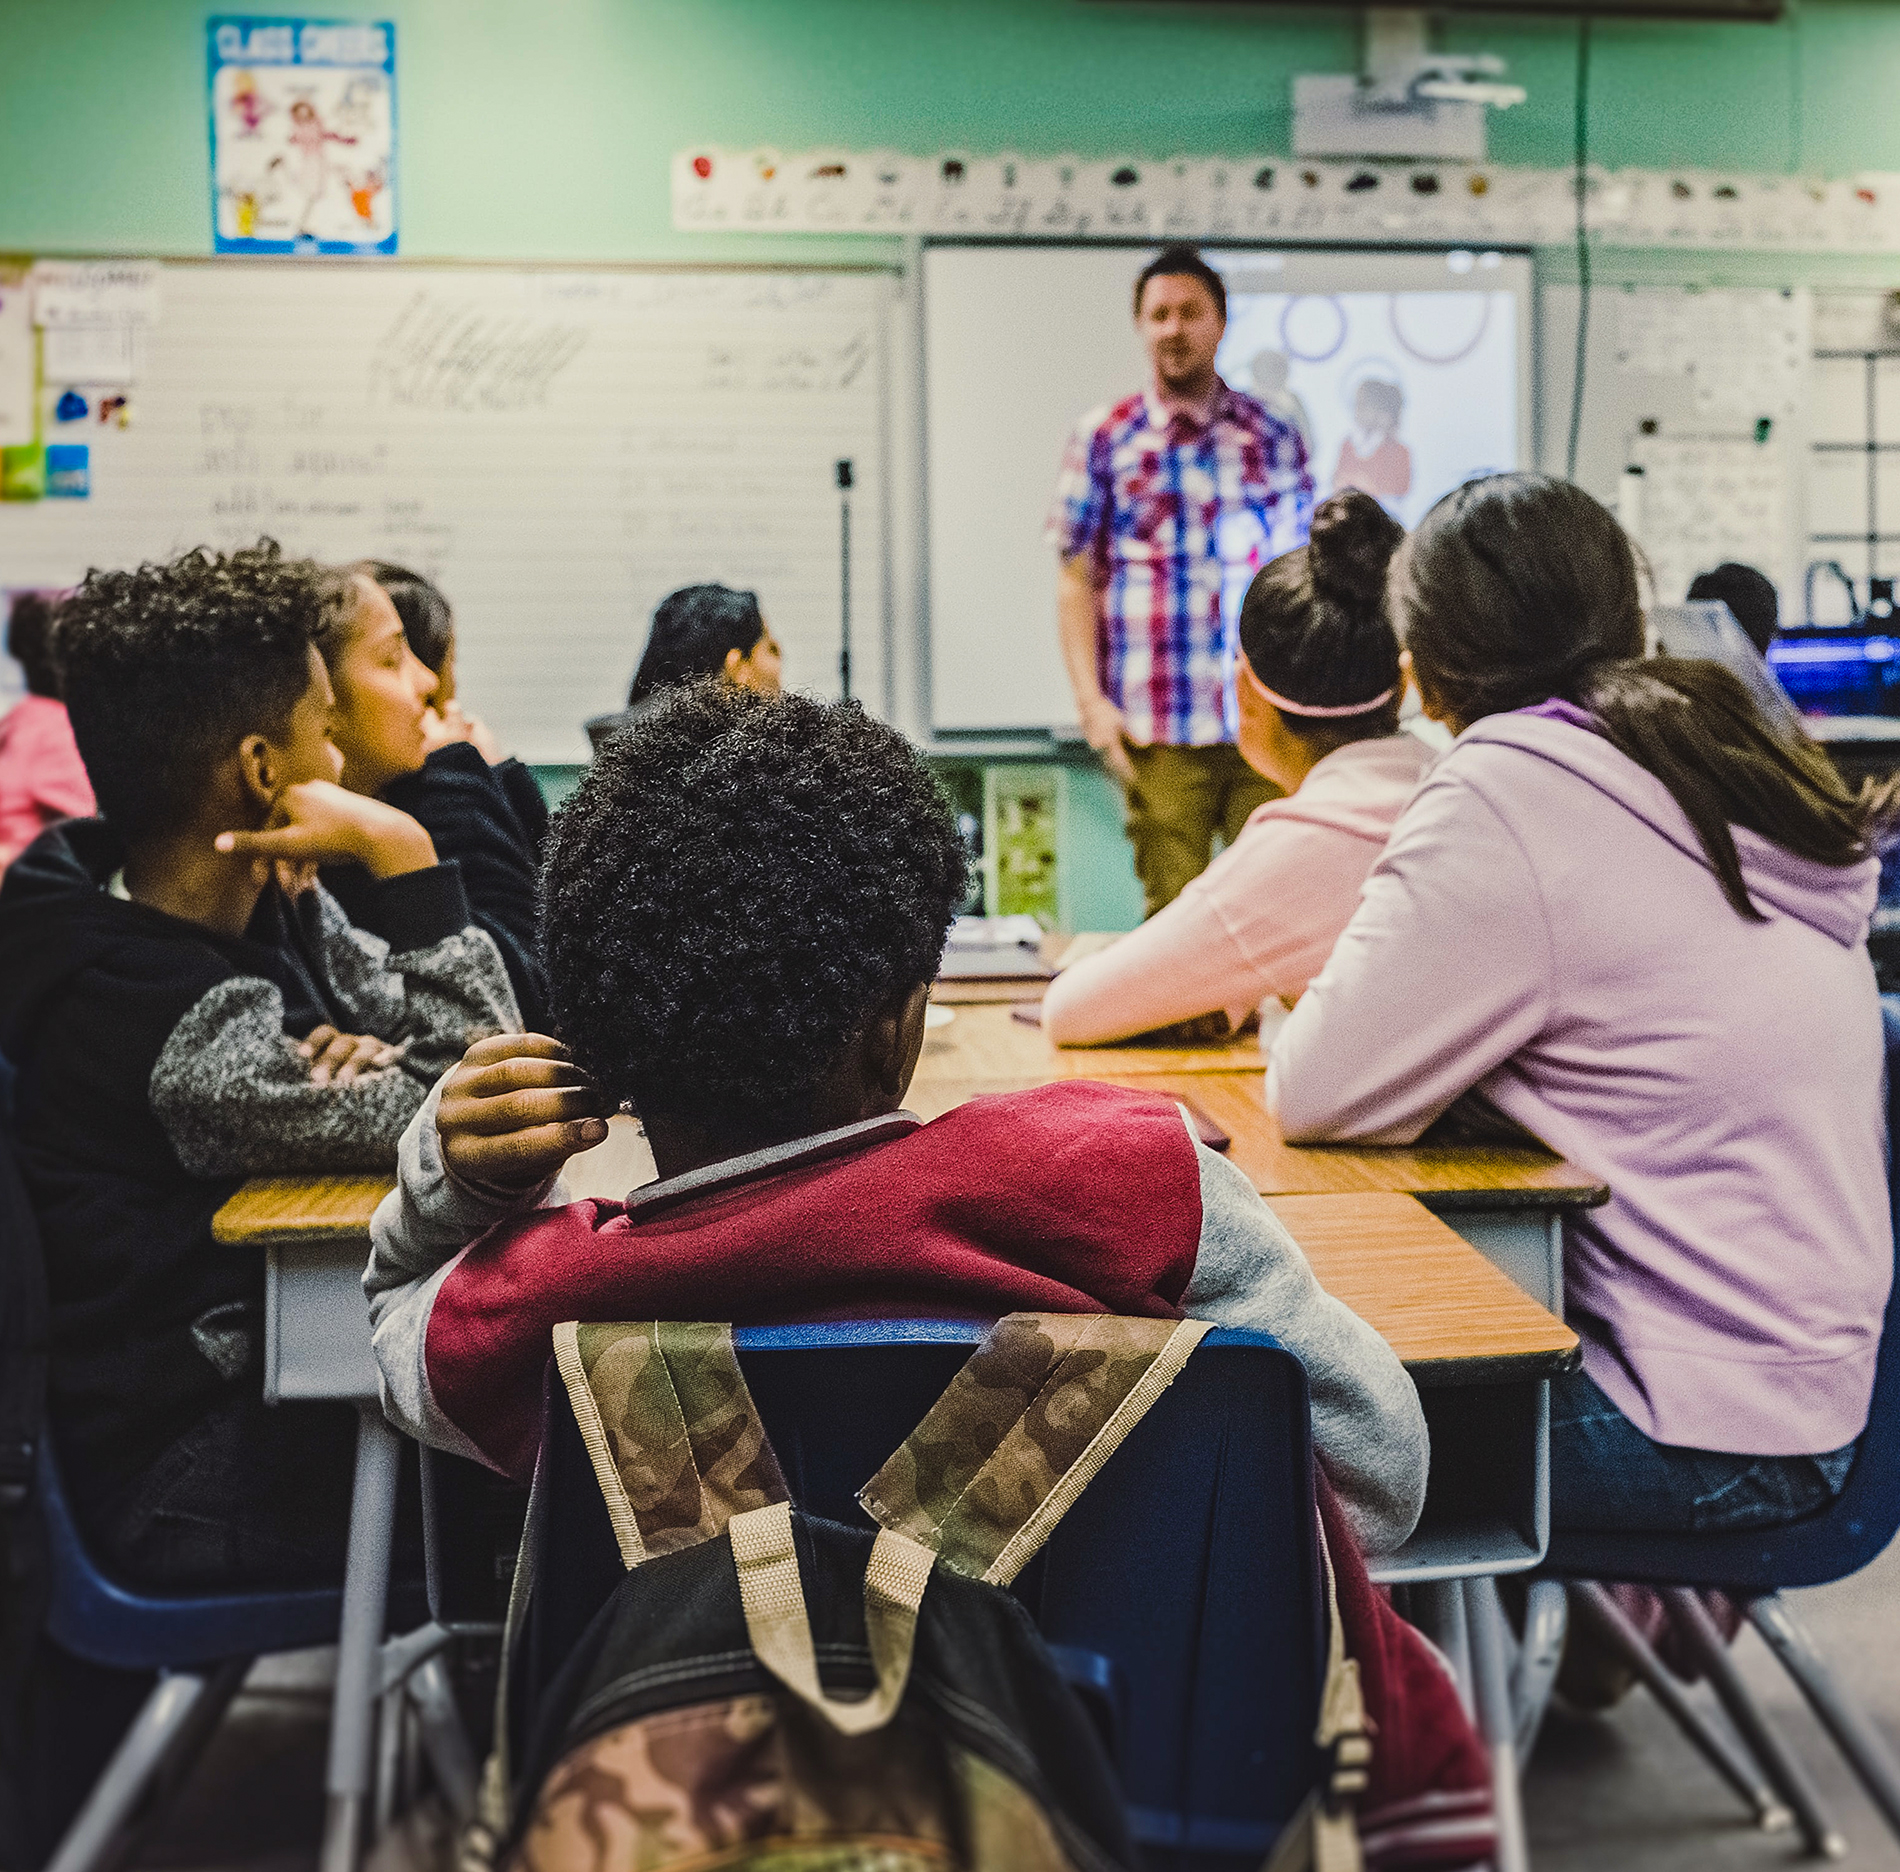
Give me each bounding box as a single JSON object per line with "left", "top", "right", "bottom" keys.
{"left": 510, "top": 1320, "right": 1323, "bottom": 1872}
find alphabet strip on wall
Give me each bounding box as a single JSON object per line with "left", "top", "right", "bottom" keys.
{"left": 672, "top": 148, "right": 1900, "bottom": 252}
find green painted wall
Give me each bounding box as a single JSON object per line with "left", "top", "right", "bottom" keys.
{"left": 11, "top": 0, "right": 1900, "bottom": 934}
{"left": 7, "top": 0, "right": 1900, "bottom": 266}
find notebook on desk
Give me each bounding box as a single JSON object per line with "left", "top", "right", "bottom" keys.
{"left": 937, "top": 914, "right": 1055, "bottom": 982}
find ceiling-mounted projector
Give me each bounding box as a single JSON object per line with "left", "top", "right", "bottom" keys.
{"left": 1294, "top": 9, "right": 1528, "bottom": 160}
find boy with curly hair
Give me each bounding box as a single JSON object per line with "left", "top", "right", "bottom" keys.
{"left": 0, "top": 541, "right": 519, "bottom": 1588}
{"left": 367, "top": 684, "right": 1427, "bottom": 1556}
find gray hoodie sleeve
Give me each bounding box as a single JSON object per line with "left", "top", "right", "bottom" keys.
{"left": 1180, "top": 1118, "right": 1430, "bottom": 1555}
{"left": 366, "top": 1073, "right": 571, "bottom": 1454}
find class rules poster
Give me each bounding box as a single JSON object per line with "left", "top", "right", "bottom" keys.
{"left": 208, "top": 17, "right": 397, "bottom": 255}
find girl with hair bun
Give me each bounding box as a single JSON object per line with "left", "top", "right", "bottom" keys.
{"left": 1043, "top": 492, "right": 1432, "bottom": 1046}
{"left": 1272, "top": 471, "right": 1900, "bottom": 1538}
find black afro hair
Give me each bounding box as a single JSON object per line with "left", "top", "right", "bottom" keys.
{"left": 542, "top": 682, "right": 968, "bottom": 1130}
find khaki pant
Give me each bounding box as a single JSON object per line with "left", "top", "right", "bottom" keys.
{"left": 1121, "top": 741, "right": 1282, "bottom": 918}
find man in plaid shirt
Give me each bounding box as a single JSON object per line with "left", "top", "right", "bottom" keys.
{"left": 1047, "top": 246, "right": 1314, "bottom": 915}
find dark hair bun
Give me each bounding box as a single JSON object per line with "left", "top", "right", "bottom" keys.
{"left": 1307, "top": 491, "right": 1404, "bottom": 613}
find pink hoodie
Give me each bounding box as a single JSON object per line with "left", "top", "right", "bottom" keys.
{"left": 0, "top": 694, "right": 94, "bottom": 876}
{"left": 1042, "top": 733, "right": 1432, "bottom": 1045}
{"left": 1269, "top": 705, "right": 1891, "bottom": 1457}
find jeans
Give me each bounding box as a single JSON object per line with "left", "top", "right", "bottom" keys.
{"left": 1551, "top": 1369, "right": 1857, "bottom": 1536}
{"left": 83, "top": 1390, "right": 417, "bottom": 1591}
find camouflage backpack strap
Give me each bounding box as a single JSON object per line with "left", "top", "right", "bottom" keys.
{"left": 858, "top": 1312, "right": 1212, "bottom": 1585}
{"left": 551, "top": 1320, "right": 788, "bottom": 1568}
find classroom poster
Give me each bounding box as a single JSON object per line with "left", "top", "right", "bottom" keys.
{"left": 208, "top": 17, "right": 396, "bottom": 255}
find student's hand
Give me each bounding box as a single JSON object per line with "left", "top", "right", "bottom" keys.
{"left": 422, "top": 702, "right": 505, "bottom": 765}
{"left": 1080, "top": 694, "right": 1137, "bottom": 786}
{"left": 437, "top": 1034, "right": 615, "bottom": 1195}
{"left": 298, "top": 1026, "right": 408, "bottom": 1087}
{"left": 216, "top": 780, "right": 438, "bottom": 880}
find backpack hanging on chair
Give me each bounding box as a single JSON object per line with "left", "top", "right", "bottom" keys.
{"left": 483, "top": 1313, "right": 1385, "bottom": 1872}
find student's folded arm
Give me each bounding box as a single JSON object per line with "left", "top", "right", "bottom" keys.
{"left": 1180, "top": 1129, "right": 1429, "bottom": 1555}
{"left": 149, "top": 975, "right": 434, "bottom": 1179}
{"left": 308, "top": 865, "right": 523, "bottom": 1079}
{"left": 1267, "top": 778, "right": 1551, "bottom": 1145}
{"left": 365, "top": 1072, "right": 571, "bottom": 1453}
{"left": 1041, "top": 890, "right": 1261, "bottom": 1046}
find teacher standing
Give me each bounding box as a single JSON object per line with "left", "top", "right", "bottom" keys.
{"left": 1047, "top": 246, "right": 1315, "bottom": 915}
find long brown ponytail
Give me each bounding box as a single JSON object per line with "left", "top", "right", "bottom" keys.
{"left": 1394, "top": 472, "right": 1900, "bottom": 920}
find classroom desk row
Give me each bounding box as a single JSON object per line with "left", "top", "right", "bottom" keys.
{"left": 212, "top": 990, "right": 1595, "bottom": 1872}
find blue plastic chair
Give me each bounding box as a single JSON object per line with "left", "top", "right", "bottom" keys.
{"left": 1542, "top": 994, "right": 1900, "bottom": 1853}
{"left": 0, "top": 1100, "right": 416, "bottom": 1872}
{"left": 508, "top": 1319, "right": 1326, "bottom": 1872}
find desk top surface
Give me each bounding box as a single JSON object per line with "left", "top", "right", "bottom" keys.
{"left": 217, "top": 1173, "right": 1572, "bottom": 1380}
{"left": 918, "top": 997, "right": 1269, "bottom": 1076}
{"left": 1267, "top": 1191, "right": 1577, "bottom": 1381}
{"left": 906, "top": 1054, "right": 1605, "bottom": 1209}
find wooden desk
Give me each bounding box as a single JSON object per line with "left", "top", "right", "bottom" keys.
{"left": 916, "top": 999, "right": 1269, "bottom": 1078}
{"left": 1270, "top": 1192, "right": 1576, "bottom": 1386}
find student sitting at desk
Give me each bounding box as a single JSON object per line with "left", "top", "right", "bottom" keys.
{"left": 1042, "top": 493, "right": 1431, "bottom": 1046}
{"left": 0, "top": 541, "right": 519, "bottom": 1587}
{"left": 365, "top": 683, "right": 1428, "bottom": 1556}
{"left": 0, "top": 592, "right": 94, "bottom": 878}
{"left": 583, "top": 581, "right": 782, "bottom": 753}
{"left": 362, "top": 560, "right": 551, "bottom": 855}
{"left": 1269, "top": 472, "right": 1896, "bottom": 1537}
{"left": 313, "top": 562, "right": 552, "bottom": 1030}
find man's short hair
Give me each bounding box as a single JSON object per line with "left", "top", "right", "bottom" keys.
{"left": 1687, "top": 562, "right": 1780, "bottom": 658}
{"left": 542, "top": 683, "right": 969, "bottom": 1129}
{"left": 58, "top": 541, "right": 321, "bottom": 843}
{"left": 1133, "top": 245, "right": 1227, "bottom": 322}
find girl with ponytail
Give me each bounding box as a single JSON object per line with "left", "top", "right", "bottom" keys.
{"left": 1044, "top": 491, "right": 1433, "bottom": 1045}
{"left": 1271, "top": 471, "right": 1897, "bottom": 1536}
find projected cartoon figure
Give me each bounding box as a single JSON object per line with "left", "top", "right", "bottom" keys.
{"left": 1247, "top": 349, "right": 1313, "bottom": 453}
{"left": 1333, "top": 377, "right": 1412, "bottom": 506}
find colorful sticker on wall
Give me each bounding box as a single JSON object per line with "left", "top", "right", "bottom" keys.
{"left": 0, "top": 446, "right": 45, "bottom": 503}
{"left": 44, "top": 444, "right": 89, "bottom": 499}
{"left": 209, "top": 17, "right": 396, "bottom": 255}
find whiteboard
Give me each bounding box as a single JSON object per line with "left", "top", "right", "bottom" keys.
{"left": 922, "top": 243, "right": 1533, "bottom": 735}
{"left": 1536, "top": 284, "right": 1811, "bottom": 615}
{"left": 0, "top": 262, "right": 890, "bottom": 764}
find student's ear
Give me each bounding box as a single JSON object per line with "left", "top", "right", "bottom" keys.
{"left": 722, "top": 644, "right": 747, "bottom": 686}
{"left": 234, "top": 733, "right": 280, "bottom": 817}
{"left": 867, "top": 981, "right": 932, "bottom": 1105}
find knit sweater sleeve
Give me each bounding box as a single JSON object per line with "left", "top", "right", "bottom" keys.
{"left": 1179, "top": 1121, "right": 1429, "bottom": 1555}
{"left": 151, "top": 868, "right": 519, "bottom": 1179}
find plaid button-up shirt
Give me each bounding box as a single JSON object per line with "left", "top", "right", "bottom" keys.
{"left": 1046, "top": 383, "right": 1313, "bottom": 746}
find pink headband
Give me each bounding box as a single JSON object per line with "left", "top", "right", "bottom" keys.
{"left": 1242, "top": 657, "right": 1397, "bottom": 719}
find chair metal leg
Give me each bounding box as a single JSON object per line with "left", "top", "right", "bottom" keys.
{"left": 1413, "top": 1579, "right": 1474, "bottom": 1710}
{"left": 1750, "top": 1593, "right": 1900, "bottom": 1843}
{"left": 320, "top": 1405, "right": 404, "bottom": 1872}
{"left": 407, "top": 1654, "right": 480, "bottom": 1823}
{"left": 1464, "top": 1578, "right": 1530, "bottom": 1872}
{"left": 1658, "top": 1586, "right": 1845, "bottom": 1860}
{"left": 1514, "top": 1579, "right": 1568, "bottom": 1763}
{"left": 1567, "top": 1583, "right": 1790, "bottom": 1833}
{"left": 46, "top": 1659, "right": 251, "bottom": 1872}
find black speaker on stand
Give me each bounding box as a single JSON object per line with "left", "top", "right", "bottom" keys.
{"left": 836, "top": 458, "right": 854, "bottom": 702}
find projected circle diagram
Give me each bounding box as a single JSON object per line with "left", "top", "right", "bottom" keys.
{"left": 1279, "top": 295, "right": 1348, "bottom": 364}
{"left": 1388, "top": 292, "right": 1492, "bottom": 367}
